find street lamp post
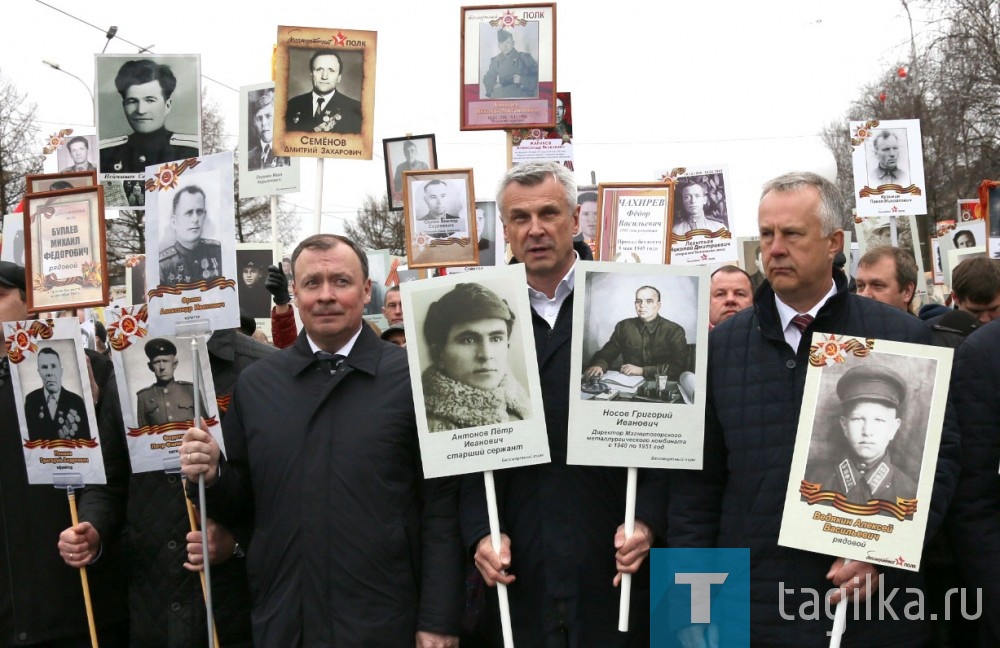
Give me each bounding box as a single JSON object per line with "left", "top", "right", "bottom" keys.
{"left": 42, "top": 60, "right": 95, "bottom": 126}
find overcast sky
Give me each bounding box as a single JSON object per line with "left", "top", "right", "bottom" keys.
{"left": 4, "top": 0, "right": 926, "bottom": 245}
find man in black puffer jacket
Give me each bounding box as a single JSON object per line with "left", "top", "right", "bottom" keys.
{"left": 668, "top": 172, "right": 958, "bottom": 647}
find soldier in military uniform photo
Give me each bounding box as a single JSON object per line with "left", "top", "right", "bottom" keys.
{"left": 60, "top": 136, "right": 97, "bottom": 173}
{"left": 100, "top": 59, "right": 199, "bottom": 174}
{"left": 24, "top": 347, "right": 92, "bottom": 442}
{"left": 158, "top": 185, "right": 222, "bottom": 287}
{"left": 237, "top": 256, "right": 272, "bottom": 318}
{"left": 806, "top": 364, "right": 918, "bottom": 510}
{"left": 285, "top": 49, "right": 362, "bottom": 134}
{"left": 135, "top": 338, "right": 205, "bottom": 429}
{"left": 481, "top": 29, "right": 538, "bottom": 99}
{"left": 247, "top": 88, "right": 290, "bottom": 171}
{"left": 415, "top": 180, "right": 465, "bottom": 239}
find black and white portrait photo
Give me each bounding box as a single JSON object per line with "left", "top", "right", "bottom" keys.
{"left": 383, "top": 134, "right": 437, "bottom": 210}
{"left": 671, "top": 173, "right": 729, "bottom": 237}
{"left": 474, "top": 201, "right": 498, "bottom": 266}
{"left": 23, "top": 344, "right": 92, "bottom": 442}
{"left": 247, "top": 88, "right": 290, "bottom": 171}
{"left": 403, "top": 170, "right": 479, "bottom": 269}
{"left": 57, "top": 135, "right": 97, "bottom": 173}
{"left": 95, "top": 54, "right": 201, "bottom": 175}
{"left": 156, "top": 185, "right": 222, "bottom": 288}
{"left": 479, "top": 23, "right": 540, "bottom": 100}
{"left": 867, "top": 128, "right": 910, "bottom": 188}
{"left": 581, "top": 272, "right": 699, "bottom": 404}
{"left": 236, "top": 247, "right": 274, "bottom": 318}
{"left": 284, "top": 48, "right": 363, "bottom": 134}
{"left": 124, "top": 179, "right": 145, "bottom": 207}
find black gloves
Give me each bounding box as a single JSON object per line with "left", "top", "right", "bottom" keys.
{"left": 265, "top": 264, "right": 291, "bottom": 305}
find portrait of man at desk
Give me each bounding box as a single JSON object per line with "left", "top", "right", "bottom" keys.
{"left": 583, "top": 283, "right": 691, "bottom": 391}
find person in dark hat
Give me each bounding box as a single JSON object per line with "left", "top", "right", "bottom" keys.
{"left": 421, "top": 282, "right": 529, "bottom": 432}
{"left": 135, "top": 337, "right": 204, "bottom": 429}
{"left": 380, "top": 323, "right": 406, "bottom": 347}
{"left": 99, "top": 58, "right": 198, "bottom": 174}
{"left": 482, "top": 28, "right": 538, "bottom": 99}
{"left": 808, "top": 364, "right": 917, "bottom": 507}
{"left": 0, "top": 261, "right": 27, "bottom": 323}
{"left": 237, "top": 257, "right": 271, "bottom": 318}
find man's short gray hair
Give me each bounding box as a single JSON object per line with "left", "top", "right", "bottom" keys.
{"left": 759, "top": 172, "right": 847, "bottom": 236}
{"left": 495, "top": 161, "right": 576, "bottom": 219}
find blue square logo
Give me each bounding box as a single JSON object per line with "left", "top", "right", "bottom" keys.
{"left": 650, "top": 548, "right": 750, "bottom": 647}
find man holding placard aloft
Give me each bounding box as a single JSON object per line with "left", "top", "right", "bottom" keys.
{"left": 462, "top": 162, "right": 666, "bottom": 646}
{"left": 667, "top": 172, "right": 957, "bottom": 646}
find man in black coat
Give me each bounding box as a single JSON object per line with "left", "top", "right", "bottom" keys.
{"left": 0, "top": 261, "right": 128, "bottom": 646}
{"left": 284, "top": 50, "right": 362, "bottom": 133}
{"left": 462, "top": 162, "right": 667, "bottom": 646}
{"left": 668, "top": 172, "right": 957, "bottom": 647}
{"left": 181, "top": 234, "right": 463, "bottom": 647}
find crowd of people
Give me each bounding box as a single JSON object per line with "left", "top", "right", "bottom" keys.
{"left": 2, "top": 160, "right": 1000, "bottom": 646}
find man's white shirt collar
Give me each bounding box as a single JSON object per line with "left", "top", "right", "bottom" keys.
{"left": 774, "top": 280, "right": 837, "bottom": 350}
{"left": 528, "top": 252, "right": 578, "bottom": 328}
{"left": 306, "top": 323, "right": 362, "bottom": 358}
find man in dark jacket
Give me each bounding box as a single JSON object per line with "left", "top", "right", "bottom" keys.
{"left": 62, "top": 327, "right": 274, "bottom": 648}
{"left": 668, "top": 172, "right": 956, "bottom": 647}
{"left": 181, "top": 234, "right": 463, "bottom": 647}
{"left": 0, "top": 261, "right": 128, "bottom": 646}
{"left": 463, "top": 161, "right": 667, "bottom": 646}
{"left": 948, "top": 319, "right": 1000, "bottom": 645}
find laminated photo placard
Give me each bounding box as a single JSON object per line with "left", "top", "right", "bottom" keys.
{"left": 854, "top": 214, "right": 927, "bottom": 294}
{"left": 850, "top": 119, "right": 927, "bottom": 217}
{"left": 667, "top": 165, "right": 739, "bottom": 267}
{"left": 238, "top": 82, "right": 300, "bottom": 198}
{"left": 778, "top": 335, "right": 952, "bottom": 571}
{"left": 4, "top": 317, "right": 106, "bottom": 485}
{"left": 143, "top": 151, "right": 239, "bottom": 335}
{"left": 107, "top": 305, "right": 222, "bottom": 474}
{"left": 567, "top": 262, "right": 709, "bottom": 468}
{"left": 400, "top": 265, "right": 549, "bottom": 478}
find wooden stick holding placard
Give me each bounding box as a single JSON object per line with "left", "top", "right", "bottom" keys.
{"left": 314, "top": 159, "right": 324, "bottom": 234}
{"left": 56, "top": 477, "right": 99, "bottom": 648}
{"left": 483, "top": 470, "right": 514, "bottom": 648}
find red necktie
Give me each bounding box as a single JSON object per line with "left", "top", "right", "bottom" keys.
{"left": 791, "top": 314, "right": 814, "bottom": 332}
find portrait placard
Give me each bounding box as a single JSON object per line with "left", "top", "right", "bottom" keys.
{"left": 95, "top": 54, "right": 201, "bottom": 209}
{"left": 1, "top": 213, "right": 25, "bottom": 265}
{"left": 364, "top": 249, "right": 391, "bottom": 331}
{"left": 403, "top": 169, "right": 479, "bottom": 269}
{"left": 575, "top": 185, "right": 598, "bottom": 259}
{"left": 383, "top": 134, "right": 437, "bottom": 211}
{"left": 23, "top": 186, "right": 108, "bottom": 313}
{"left": 945, "top": 246, "right": 987, "bottom": 288}
{"left": 236, "top": 244, "right": 278, "bottom": 333}
{"left": 400, "top": 265, "right": 549, "bottom": 478}
{"left": 595, "top": 182, "right": 673, "bottom": 264}
{"left": 507, "top": 91, "right": 573, "bottom": 169}
{"left": 850, "top": 119, "right": 927, "bottom": 217}
{"left": 124, "top": 255, "right": 146, "bottom": 305}
{"left": 239, "top": 82, "right": 301, "bottom": 199}
{"left": 567, "top": 262, "right": 709, "bottom": 469}
{"left": 3, "top": 317, "right": 106, "bottom": 485}
{"left": 143, "top": 151, "right": 239, "bottom": 335}
{"left": 460, "top": 4, "right": 556, "bottom": 131}
{"left": 55, "top": 134, "right": 98, "bottom": 174}
{"left": 668, "top": 166, "right": 738, "bottom": 267}
{"left": 107, "top": 306, "right": 222, "bottom": 474}
{"left": 273, "top": 25, "right": 376, "bottom": 160}
{"left": 736, "top": 236, "right": 768, "bottom": 294}
{"left": 26, "top": 170, "right": 97, "bottom": 195}
{"left": 778, "top": 336, "right": 953, "bottom": 571}
{"left": 977, "top": 180, "right": 1000, "bottom": 259}
{"left": 929, "top": 237, "right": 944, "bottom": 285}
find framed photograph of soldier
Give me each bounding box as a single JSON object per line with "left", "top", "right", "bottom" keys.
{"left": 778, "top": 335, "right": 953, "bottom": 571}
{"left": 460, "top": 3, "right": 557, "bottom": 131}
{"left": 106, "top": 307, "right": 222, "bottom": 474}
{"left": 850, "top": 119, "right": 927, "bottom": 217}
{"left": 23, "top": 185, "right": 108, "bottom": 314}
{"left": 855, "top": 214, "right": 927, "bottom": 295}
{"left": 272, "top": 25, "right": 376, "bottom": 160}
{"left": 363, "top": 248, "right": 391, "bottom": 331}
{"left": 95, "top": 54, "right": 201, "bottom": 209}
{"left": 567, "top": 261, "right": 709, "bottom": 469}
{"left": 507, "top": 91, "right": 574, "bottom": 169}
{"left": 26, "top": 170, "right": 97, "bottom": 195}
{"left": 238, "top": 82, "right": 301, "bottom": 199}
{"left": 124, "top": 255, "right": 146, "bottom": 305}
{"left": 399, "top": 264, "right": 549, "bottom": 478}
{"left": 2, "top": 317, "right": 107, "bottom": 485}
{"left": 235, "top": 244, "right": 277, "bottom": 322}
{"left": 403, "top": 168, "right": 479, "bottom": 269}
{"left": 143, "top": 151, "right": 239, "bottom": 336}
{"left": 56, "top": 134, "right": 98, "bottom": 174}
{"left": 382, "top": 134, "right": 438, "bottom": 211}
{"left": 594, "top": 182, "right": 673, "bottom": 264}
{"left": 669, "top": 166, "right": 739, "bottom": 267}
{"left": 1, "top": 213, "right": 26, "bottom": 265}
